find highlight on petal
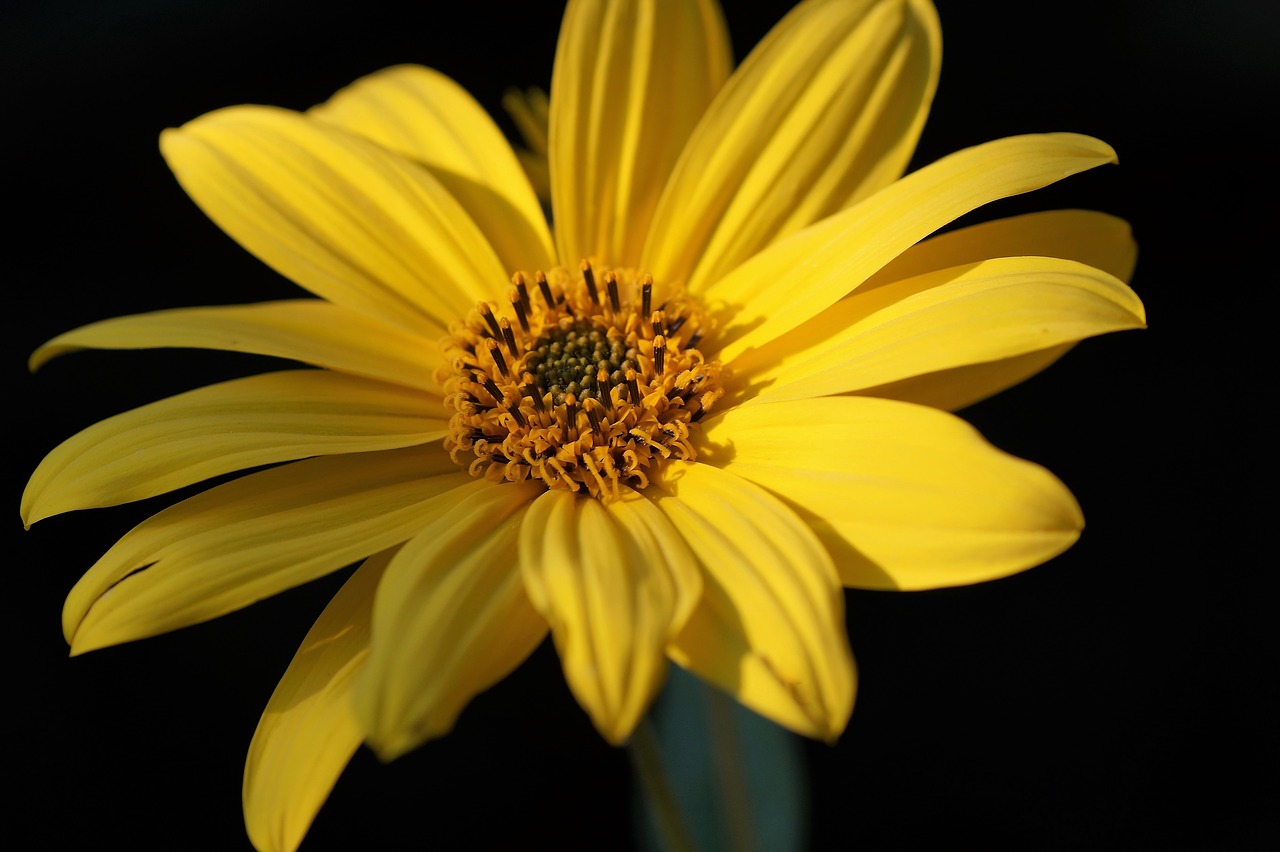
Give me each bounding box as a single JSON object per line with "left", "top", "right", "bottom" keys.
{"left": 160, "top": 105, "right": 507, "bottom": 336}
{"left": 28, "top": 300, "right": 445, "bottom": 389}
{"left": 696, "top": 397, "right": 1085, "bottom": 591}
{"left": 357, "top": 481, "right": 548, "bottom": 761}
{"left": 649, "top": 462, "right": 854, "bottom": 742}
{"left": 24, "top": 370, "right": 449, "bottom": 526}
{"left": 864, "top": 208, "right": 1140, "bottom": 288}
{"left": 550, "top": 0, "right": 731, "bottom": 266}
{"left": 519, "top": 487, "right": 702, "bottom": 744}
{"left": 243, "top": 549, "right": 391, "bottom": 852}
{"left": 701, "top": 132, "right": 1121, "bottom": 364}
{"left": 310, "top": 64, "right": 555, "bottom": 274}
{"left": 644, "top": 0, "right": 941, "bottom": 291}
{"left": 63, "top": 446, "right": 469, "bottom": 655}
{"left": 728, "top": 256, "right": 1147, "bottom": 407}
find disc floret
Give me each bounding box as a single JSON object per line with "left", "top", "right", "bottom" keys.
{"left": 440, "top": 261, "right": 723, "bottom": 499}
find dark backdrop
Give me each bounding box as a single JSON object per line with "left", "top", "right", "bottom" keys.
{"left": 8, "top": 1, "right": 1275, "bottom": 849}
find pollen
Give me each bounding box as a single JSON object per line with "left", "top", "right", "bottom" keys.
{"left": 440, "top": 261, "right": 724, "bottom": 500}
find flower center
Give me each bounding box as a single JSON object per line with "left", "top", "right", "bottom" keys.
{"left": 440, "top": 261, "right": 724, "bottom": 500}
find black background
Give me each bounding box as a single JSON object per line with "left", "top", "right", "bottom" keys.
{"left": 8, "top": 1, "right": 1276, "bottom": 849}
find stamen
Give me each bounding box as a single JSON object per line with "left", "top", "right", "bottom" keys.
{"left": 584, "top": 397, "right": 605, "bottom": 434}
{"left": 581, "top": 259, "right": 598, "bottom": 304}
{"left": 651, "top": 311, "right": 664, "bottom": 337}
{"left": 478, "top": 302, "right": 502, "bottom": 338}
{"left": 641, "top": 275, "right": 652, "bottom": 318}
{"left": 536, "top": 271, "right": 555, "bottom": 308}
{"left": 605, "top": 271, "right": 621, "bottom": 313}
{"left": 509, "top": 286, "right": 530, "bottom": 332}
{"left": 563, "top": 393, "right": 578, "bottom": 442}
{"left": 653, "top": 335, "right": 666, "bottom": 375}
{"left": 476, "top": 371, "right": 502, "bottom": 404}
{"left": 505, "top": 405, "right": 528, "bottom": 429}
{"left": 500, "top": 317, "right": 519, "bottom": 358}
{"left": 625, "top": 369, "right": 640, "bottom": 404}
{"left": 597, "top": 367, "right": 613, "bottom": 410}
{"left": 512, "top": 272, "right": 532, "bottom": 316}
{"left": 486, "top": 338, "right": 509, "bottom": 377}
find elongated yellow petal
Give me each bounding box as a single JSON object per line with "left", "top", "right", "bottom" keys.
{"left": 644, "top": 0, "right": 940, "bottom": 291}
{"left": 519, "top": 487, "right": 701, "bottom": 744}
{"left": 310, "top": 65, "right": 554, "bottom": 274}
{"left": 697, "top": 397, "right": 1083, "bottom": 590}
{"left": 649, "top": 462, "right": 854, "bottom": 741}
{"left": 729, "top": 256, "right": 1146, "bottom": 406}
{"left": 24, "top": 370, "right": 448, "bottom": 526}
{"left": 702, "top": 133, "right": 1120, "bottom": 364}
{"left": 160, "top": 105, "right": 507, "bottom": 336}
{"left": 356, "top": 481, "right": 546, "bottom": 760}
{"left": 865, "top": 209, "right": 1140, "bottom": 288}
{"left": 29, "top": 300, "right": 445, "bottom": 388}
{"left": 64, "top": 447, "right": 469, "bottom": 654}
{"left": 550, "top": 0, "right": 731, "bottom": 266}
{"left": 243, "top": 549, "right": 391, "bottom": 852}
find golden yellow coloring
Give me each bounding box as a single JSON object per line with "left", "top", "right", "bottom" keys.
{"left": 440, "top": 261, "right": 723, "bottom": 500}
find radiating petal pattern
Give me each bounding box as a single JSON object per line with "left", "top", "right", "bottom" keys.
{"left": 357, "top": 481, "right": 548, "bottom": 760}
{"left": 649, "top": 462, "right": 854, "bottom": 741}
{"left": 310, "top": 64, "right": 555, "bottom": 274}
{"left": 550, "top": 0, "right": 731, "bottom": 265}
{"left": 519, "top": 487, "right": 702, "bottom": 744}
{"left": 703, "top": 133, "right": 1119, "bottom": 363}
{"left": 696, "top": 397, "right": 1084, "bottom": 590}
{"left": 644, "top": 0, "right": 940, "bottom": 291}
{"left": 29, "top": 300, "right": 445, "bottom": 388}
{"left": 63, "top": 447, "right": 468, "bottom": 654}
{"left": 243, "top": 549, "right": 391, "bottom": 852}
{"left": 728, "top": 256, "right": 1146, "bottom": 406}
{"left": 160, "top": 105, "right": 508, "bottom": 335}
{"left": 23, "top": 370, "right": 448, "bottom": 525}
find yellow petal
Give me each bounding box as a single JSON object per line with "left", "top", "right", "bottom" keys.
{"left": 729, "top": 256, "right": 1146, "bottom": 406}
{"left": 310, "top": 65, "right": 555, "bottom": 274}
{"left": 865, "top": 208, "right": 1140, "bottom": 288}
{"left": 697, "top": 397, "right": 1084, "bottom": 590}
{"left": 357, "top": 481, "right": 547, "bottom": 761}
{"left": 24, "top": 370, "right": 448, "bottom": 526}
{"left": 160, "top": 105, "right": 508, "bottom": 336}
{"left": 550, "top": 0, "right": 731, "bottom": 266}
{"left": 702, "top": 132, "right": 1120, "bottom": 364}
{"left": 644, "top": 0, "right": 941, "bottom": 291}
{"left": 243, "top": 549, "right": 390, "bottom": 852}
{"left": 29, "top": 300, "right": 445, "bottom": 389}
{"left": 64, "top": 446, "right": 469, "bottom": 654}
{"left": 519, "top": 487, "right": 701, "bottom": 744}
{"left": 649, "top": 461, "right": 854, "bottom": 742}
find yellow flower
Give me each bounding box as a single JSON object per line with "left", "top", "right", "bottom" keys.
{"left": 23, "top": 0, "right": 1145, "bottom": 850}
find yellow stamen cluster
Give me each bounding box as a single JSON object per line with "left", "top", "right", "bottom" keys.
{"left": 440, "top": 261, "right": 723, "bottom": 500}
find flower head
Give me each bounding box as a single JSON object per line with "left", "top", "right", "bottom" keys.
{"left": 23, "top": 1, "right": 1145, "bottom": 849}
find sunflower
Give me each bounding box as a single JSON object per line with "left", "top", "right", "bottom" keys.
{"left": 23, "top": 0, "right": 1145, "bottom": 849}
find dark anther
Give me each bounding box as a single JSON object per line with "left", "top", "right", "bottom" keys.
{"left": 641, "top": 275, "right": 652, "bottom": 317}
{"left": 654, "top": 335, "right": 666, "bottom": 374}
{"left": 626, "top": 370, "right": 640, "bottom": 404}
{"left": 606, "top": 272, "right": 621, "bottom": 313}
{"left": 581, "top": 260, "right": 598, "bottom": 304}
{"left": 487, "top": 338, "right": 509, "bottom": 377}
{"left": 500, "top": 318, "right": 519, "bottom": 357}
{"left": 478, "top": 302, "right": 502, "bottom": 338}
{"left": 537, "top": 271, "right": 556, "bottom": 308}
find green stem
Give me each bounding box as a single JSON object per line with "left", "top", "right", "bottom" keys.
{"left": 629, "top": 717, "right": 698, "bottom": 852}
{"left": 706, "top": 687, "right": 755, "bottom": 852}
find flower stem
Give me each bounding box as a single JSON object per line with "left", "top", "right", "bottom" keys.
{"left": 706, "top": 686, "right": 755, "bottom": 852}
{"left": 629, "top": 717, "right": 698, "bottom": 852}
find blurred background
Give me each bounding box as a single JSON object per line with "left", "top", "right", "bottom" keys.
{"left": 7, "top": 0, "right": 1275, "bottom": 849}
